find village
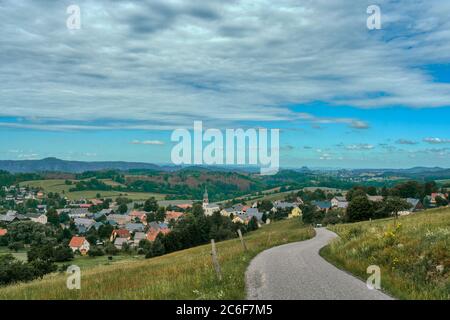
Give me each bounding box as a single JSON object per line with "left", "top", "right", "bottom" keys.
{"left": 1, "top": 182, "right": 448, "bottom": 257}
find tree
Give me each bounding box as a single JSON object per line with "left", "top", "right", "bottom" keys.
{"left": 301, "top": 204, "right": 317, "bottom": 224}
{"left": 346, "top": 196, "right": 374, "bottom": 222}
{"left": 258, "top": 200, "right": 273, "bottom": 212}
{"left": 247, "top": 217, "right": 259, "bottom": 231}
{"left": 382, "top": 197, "right": 411, "bottom": 221}
{"left": 367, "top": 186, "right": 378, "bottom": 196}
{"left": 88, "top": 246, "right": 105, "bottom": 257}
{"left": 118, "top": 203, "right": 128, "bottom": 214}
{"left": 144, "top": 197, "right": 158, "bottom": 212}
{"left": 346, "top": 187, "right": 367, "bottom": 202}
{"left": 435, "top": 196, "right": 448, "bottom": 207}
{"left": 46, "top": 208, "right": 59, "bottom": 226}
{"left": 151, "top": 237, "right": 165, "bottom": 257}
{"left": 191, "top": 203, "right": 204, "bottom": 217}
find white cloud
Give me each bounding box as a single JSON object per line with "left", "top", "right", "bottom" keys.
{"left": 345, "top": 144, "right": 375, "bottom": 150}
{"left": 0, "top": 0, "right": 449, "bottom": 131}
{"left": 131, "top": 140, "right": 165, "bottom": 145}
{"left": 423, "top": 137, "right": 450, "bottom": 144}
{"left": 396, "top": 139, "right": 418, "bottom": 145}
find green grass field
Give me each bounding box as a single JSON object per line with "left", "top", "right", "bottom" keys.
{"left": 0, "top": 219, "right": 314, "bottom": 299}
{"left": 19, "top": 179, "right": 165, "bottom": 201}
{"left": 321, "top": 207, "right": 450, "bottom": 300}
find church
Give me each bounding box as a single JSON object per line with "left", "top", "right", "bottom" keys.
{"left": 202, "top": 188, "right": 220, "bottom": 216}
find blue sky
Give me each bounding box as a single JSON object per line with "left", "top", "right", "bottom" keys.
{"left": 1, "top": 0, "right": 450, "bottom": 169}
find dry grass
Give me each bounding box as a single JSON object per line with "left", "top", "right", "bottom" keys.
{"left": 0, "top": 219, "right": 314, "bottom": 300}
{"left": 321, "top": 207, "right": 450, "bottom": 300}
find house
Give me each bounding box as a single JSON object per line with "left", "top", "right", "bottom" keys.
{"left": 221, "top": 204, "right": 245, "bottom": 217}
{"left": 110, "top": 229, "right": 131, "bottom": 241}
{"left": 0, "top": 215, "right": 18, "bottom": 223}
{"left": 90, "top": 199, "right": 103, "bottom": 206}
{"left": 312, "top": 201, "right": 332, "bottom": 212}
{"left": 92, "top": 222, "right": 104, "bottom": 230}
{"left": 272, "top": 201, "right": 297, "bottom": 211}
{"left": 288, "top": 207, "right": 302, "bottom": 219}
{"left": 367, "top": 195, "right": 383, "bottom": 202}
{"left": 107, "top": 214, "right": 131, "bottom": 226}
{"left": 129, "top": 210, "right": 147, "bottom": 223}
{"left": 113, "top": 237, "right": 130, "bottom": 250}
{"left": 133, "top": 232, "right": 147, "bottom": 245}
{"left": 331, "top": 196, "right": 348, "bottom": 208}
{"left": 232, "top": 208, "right": 263, "bottom": 225}
{"left": 246, "top": 208, "right": 263, "bottom": 221}
{"left": 36, "top": 205, "right": 47, "bottom": 214}
{"left": 125, "top": 223, "right": 145, "bottom": 233}
{"left": 406, "top": 198, "right": 424, "bottom": 212}
{"left": 146, "top": 227, "right": 170, "bottom": 242}
{"left": 0, "top": 229, "right": 7, "bottom": 236}
{"left": 165, "top": 211, "right": 183, "bottom": 223}
{"left": 430, "top": 193, "right": 448, "bottom": 205}
{"left": 28, "top": 214, "right": 48, "bottom": 225}
{"left": 64, "top": 208, "right": 90, "bottom": 218}
{"left": 175, "top": 203, "right": 192, "bottom": 210}
{"left": 74, "top": 218, "right": 95, "bottom": 231}
{"left": 69, "top": 236, "right": 90, "bottom": 254}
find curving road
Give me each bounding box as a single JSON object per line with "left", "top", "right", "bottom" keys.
{"left": 246, "top": 228, "right": 393, "bottom": 300}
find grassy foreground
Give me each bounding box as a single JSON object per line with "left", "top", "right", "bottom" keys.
{"left": 321, "top": 207, "right": 450, "bottom": 300}
{"left": 0, "top": 219, "right": 314, "bottom": 300}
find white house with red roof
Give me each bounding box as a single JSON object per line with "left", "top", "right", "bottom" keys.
{"left": 69, "top": 236, "right": 90, "bottom": 255}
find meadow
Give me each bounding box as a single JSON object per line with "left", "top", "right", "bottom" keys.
{"left": 0, "top": 219, "right": 314, "bottom": 299}
{"left": 18, "top": 179, "right": 166, "bottom": 201}
{"left": 321, "top": 207, "right": 450, "bottom": 300}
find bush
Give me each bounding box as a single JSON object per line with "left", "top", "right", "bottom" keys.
{"left": 88, "top": 246, "right": 105, "bottom": 257}
{"left": 104, "top": 243, "right": 118, "bottom": 255}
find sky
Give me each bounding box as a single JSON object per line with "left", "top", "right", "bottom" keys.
{"left": 0, "top": 0, "right": 450, "bottom": 169}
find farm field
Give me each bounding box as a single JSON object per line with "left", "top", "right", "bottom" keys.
{"left": 0, "top": 219, "right": 314, "bottom": 299}
{"left": 18, "top": 179, "right": 166, "bottom": 201}
{"left": 321, "top": 207, "right": 450, "bottom": 300}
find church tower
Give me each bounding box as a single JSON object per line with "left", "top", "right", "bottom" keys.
{"left": 203, "top": 187, "right": 209, "bottom": 209}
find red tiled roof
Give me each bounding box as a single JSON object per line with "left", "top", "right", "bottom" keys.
{"left": 79, "top": 204, "right": 93, "bottom": 208}
{"left": 176, "top": 204, "right": 192, "bottom": 209}
{"left": 129, "top": 210, "right": 147, "bottom": 220}
{"left": 146, "top": 228, "right": 170, "bottom": 242}
{"left": 165, "top": 211, "right": 183, "bottom": 221}
{"left": 112, "top": 229, "right": 130, "bottom": 238}
{"left": 0, "top": 229, "right": 7, "bottom": 236}
{"left": 69, "top": 236, "right": 86, "bottom": 248}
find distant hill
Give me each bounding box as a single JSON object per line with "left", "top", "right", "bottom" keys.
{"left": 0, "top": 157, "right": 168, "bottom": 173}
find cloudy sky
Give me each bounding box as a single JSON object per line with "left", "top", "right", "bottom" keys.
{"left": 1, "top": 0, "right": 450, "bottom": 168}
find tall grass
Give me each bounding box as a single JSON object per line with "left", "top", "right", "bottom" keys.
{"left": 0, "top": 219, "right": 314, "bottom": 300}
{"left": 321, "top": 207, "right": 450, "bottom": 300}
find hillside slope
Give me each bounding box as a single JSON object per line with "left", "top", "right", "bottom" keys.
{"left": 0, "top": 219, "right": 314, "bottom": 300}
{"left": 321, "top": 208, "right": 450, "bottom": 300}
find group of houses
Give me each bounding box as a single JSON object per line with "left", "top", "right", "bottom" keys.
{"left": 312, "top": 193, "right": 448, "bottom": 216}
{"left": 1, "top": 185, "right": 44, "bottom": 206}
{"left": 0, "top": 209, "right": 48, "bottom": 224}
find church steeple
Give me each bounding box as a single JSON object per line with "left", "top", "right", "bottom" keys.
{"left": 203, "top": 187, "right": 209, "bottom": 205}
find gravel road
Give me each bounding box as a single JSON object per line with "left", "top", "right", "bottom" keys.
{"left": 246, "top": 228, "right": 393, "bottom": 300}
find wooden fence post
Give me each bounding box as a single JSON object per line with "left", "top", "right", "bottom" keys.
{"left": 211, "top": 239, "right": 222, "bottom": 281}
{"left": 237, "top": 229, "right": 247, "bottom": 252}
